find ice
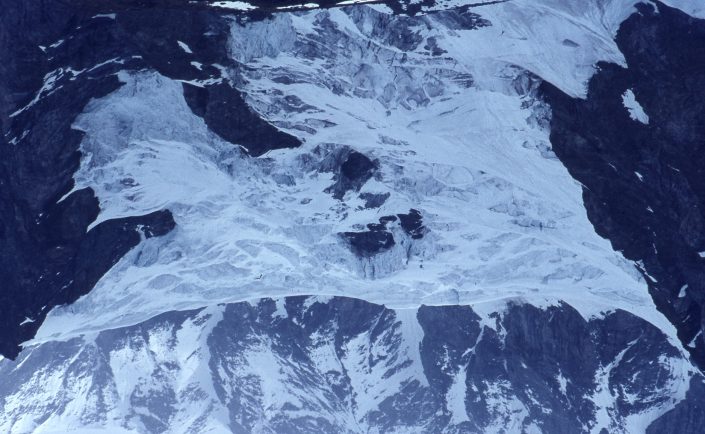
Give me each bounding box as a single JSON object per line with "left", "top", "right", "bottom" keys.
{"left": 414, "top": 0, "right": 644, "bottom": 98}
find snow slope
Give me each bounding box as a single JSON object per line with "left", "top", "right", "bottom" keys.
{"left": 32, "top": 0, "right": 682, "bottom": 347}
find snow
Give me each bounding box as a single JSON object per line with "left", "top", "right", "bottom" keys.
{"left": 333, "top": 308, "right": 427, "bottom": 424}
{"left": 49, "top": 39, "right": 65, "bottom": 49}
{"left": 3, "top": 306, "right": 231, "bottom": 434}
{"left": 276, "top": 3, "right": 320, "bottom": 10}
{"left": 87, "top": 57, "right": 125, "bottom": 73}
{"left": 587, "top": 337, "right": 692, "bottom": 434}
{"left": 4, "top": 10, "right": 693, "bottom": 432}
{"left": 482, "top": 380, "right": 531, "bottom": 433}
{"left": 622, "top": 354, "right": 694, "bottom": 433}
{"left": 7, "top": 129, "right": 29, "bottom": 146}
{"left": 19, "top": 317, "right": 35, "bottom": 326}
{"left": 662, "top": 0, "right": 705, "bottom": 19}
{"left": 273, "top": 298, "right": 288, "bottom": 318}
{"left": 557, "top": 371, "right": 568, "bottom": 396}
{"left": 25, "top": 3, "right": 690, "bottom": 362}
{"left": 421, "top": 0, "right": 643, "bottom": 98}
{"left": 622, "top": 89, "right": 650, "bottom": 124}
{"left": 10, "top": 69, "right": 68, "bottom": 118}
{"left": 39, "top": 430, "right": 137, "bottom": 433}
{"left": 679, "top": 284, "right": 688, "bottom": 298}
{"left": 9, "top": 59, "right": 126, "bottom": 119}
{"left": 689, "top": 331, "right": 702, "bottom": 348}
{"left": 209, "top": 1, "right": 256, "bottom": 11}
{"left": 635, "top": 261, "right": 658, "bottom": 283}
{"left": 336, "top": 0, "right": 379, "bottom": 5}
{"left": 92, "top": 13, "right": 116, "bottom": 20}
{"left": 589, "top": 340, "right": 635, "bottom": 434}
{"left": 446, "top": 365, "right": 470, "bottom": 424}
{"left": 394, "top": 308, "right": 428, "bottom": 388}
{"left": 177, "top": 41, "right": 193, "bottom": 54}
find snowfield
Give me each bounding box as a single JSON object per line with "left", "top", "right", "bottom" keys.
{"left": 34, "top": 0, "right": 682, "bottom": 348}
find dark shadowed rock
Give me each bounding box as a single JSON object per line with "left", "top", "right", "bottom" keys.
{"left": 542, "top": 1, "right": 705, "bottom": 368}
{"left": 183, "top": 82, "right": 301, "bottom": 157}
{"left": 397, "top": 209, "right": 426, "bottom": 239}
{"left": 359, "top": 192, "right": 390, "bottom": 209}
{"left": 341, "top": 230, "right": 395, "bottom": 257}
{"left": 324, "top": 148, "right": 379, "bottom": 200}
{"left": 648, "top": 376, "right": 705, "bottom": 433}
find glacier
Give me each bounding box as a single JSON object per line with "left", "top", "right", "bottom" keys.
{"left": 1, "top": 0, "right": 705, "bottom": 432}
{"left": 34, "top": 0, "right": 678, "bottom": 345}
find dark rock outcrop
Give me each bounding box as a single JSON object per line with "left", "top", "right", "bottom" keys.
{"left": 322, "top": 147, "right": 379, "bottom": 200}
{"left": 542, "top": 1, "right": 705, "bottom": 368}
{"left": 341, "top": 209, "right": 425, "bottom": 258}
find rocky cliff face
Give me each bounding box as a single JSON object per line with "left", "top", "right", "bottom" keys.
{"left": 1, "top": 0, "right": 705, "bottom": 432}
{"left": 544, "top": 1, "right": 705, "bottom": 369}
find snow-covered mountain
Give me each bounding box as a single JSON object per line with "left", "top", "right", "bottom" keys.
{"left": 1, "top": 297, "right": 698, "bottom": 433}
{"left": 1, "top": 0, "right": 705, "bottom": 432}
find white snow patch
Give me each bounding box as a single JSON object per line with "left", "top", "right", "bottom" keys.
{"left": 92, "top": 13, "right": 116, "bottom": 20}
{"left": 336, "top": 0, "right": 378, "bottom": 5}
{"left": 661, "top": 0, "right": 705, "bottom": 19}
{"left": 273, "top": 298, "right": 288, "bottom": 319}
{"left": 276, "top": 3, "right": 320, "bottom": 10}
{"left": 689, "top": 331, "right": 702, "bottom": 348}
{"left": 557, "top": 371, "right": 568, "bottom": 396}
{"left": 679, "top": 284, "right": 688, "bottom": 298}
{"left": 446, "top": 365, "right": 470, "bottom": 425}
{"left": 210, "top": 1, "right": 256, "bottom": 11}
{"left": 422, "top": 0, "right": 642, "bottom": 98}
{"left": 49, "top": 39, "right": 65, "bottom": 49}
{"left": 177, "top": 40, "right": 193, "bottom": 54}
{"left": 622, "top": 89, "right": 650, "bottom": 124}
